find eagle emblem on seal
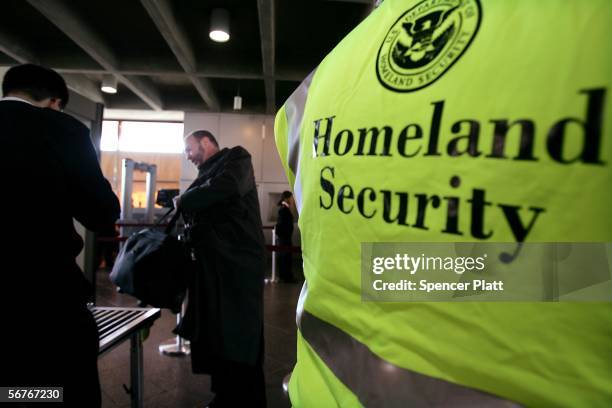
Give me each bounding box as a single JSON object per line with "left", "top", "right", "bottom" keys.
{"left": 376, "top": 0, "right": 481, "bottom": 92}
{"left": 391, "top": 5, "right": 459, "bottom": 69}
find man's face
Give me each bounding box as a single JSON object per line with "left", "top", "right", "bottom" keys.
{"left": 184, "top": 136, "right": 218, "bottom": 167}
{"left": 184, "top": 136, "right": 206, "bottom": 166}
{"left": 35, "top": 97, "right": 63, "bottom": 111}
{"left": 47, "top": 98, "right": 63, "bottom": 111}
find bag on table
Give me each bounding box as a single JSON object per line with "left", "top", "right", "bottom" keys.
{"left": 110, "top": 209, "right": 189, "bottom": 313}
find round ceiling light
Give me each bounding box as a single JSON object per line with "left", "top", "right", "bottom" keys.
{"left": 209, "top": 30, "right": 230, "bottom": 43}
{"left": 209, "top": 9, "right": 230, "bottom": 43}
{"left": 101, "top": 75, "right": 117, "bottom": 94}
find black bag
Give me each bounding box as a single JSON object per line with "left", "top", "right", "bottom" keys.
{"left": 110, "top": 209, "right": 189, "bottom": 312}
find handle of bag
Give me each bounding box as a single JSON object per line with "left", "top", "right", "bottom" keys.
{"left": 163, "top": 209, "right": 182, "bottom": 234}
{"left": 156, "top": 207, "right": 175, "bottom": 225}
{"left": 154, "top": 207, "right": 179, "bottom": 234}
{"left": 159, "top": 177, "right": 202, "bottom": 234}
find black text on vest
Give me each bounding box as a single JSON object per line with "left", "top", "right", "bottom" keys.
{"left": 312, "top": 88, "right": 607, "bottom": 243}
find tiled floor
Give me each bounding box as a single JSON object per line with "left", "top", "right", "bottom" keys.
{"left": 96, "top": 266, "right": 301, "bottom": 408}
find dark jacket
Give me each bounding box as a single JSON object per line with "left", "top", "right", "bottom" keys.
{"left": 276, "top": 205, "right": 294, "bottom": 244}
{"left": 0, "top": 100, "right": 120, "bottom": 307}
{"left": 177, "top": 146, "right": 265, "bottom": 371}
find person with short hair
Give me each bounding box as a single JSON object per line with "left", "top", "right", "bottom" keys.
{"left": 1, "top": 63, "right": 69, "bottom": 110}
{"left": 0, "top": 64, "right": 120, "bottom": 408}
{"left": 176, "top": 130, "right": 266, "bottom": 407}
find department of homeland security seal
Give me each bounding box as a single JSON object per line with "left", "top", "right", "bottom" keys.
{"left": 376, "top": 0, "right": 481, "bottom": 92}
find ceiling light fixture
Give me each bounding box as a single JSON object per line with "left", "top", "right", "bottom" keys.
{"left": 233, "top": 82, "right": 242, "bottom": 110}
{"left": 233, "top": 95, "right": 242, "bottom": 110}
{"left": 101, "top": 75, "right": 118, "bottom": 94}
{"left": 209, "top": 8, "right": 230, "bottom": 43}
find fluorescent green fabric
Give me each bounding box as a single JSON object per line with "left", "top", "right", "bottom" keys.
{"left": 275, "top": 0, "right": 612, "bottom": 406}
{"left": 289, "top": 331, "right": 363, "bottom": 408}
{"left": 275, "top": 105, "right": 296, "bottom": 187}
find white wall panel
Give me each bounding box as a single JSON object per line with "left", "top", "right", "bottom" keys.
{"left": 262, "top": 116, "right": 287, "bottom": 183}
{"left": 182, "top": 112, "right": 286, "bottom": 186}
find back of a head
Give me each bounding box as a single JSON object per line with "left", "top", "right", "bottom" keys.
{"left": 2, "top": 64, "right": 69, "bottom": 109}
{"left": 278, "top": 191, "right": 293, "bottom": 206}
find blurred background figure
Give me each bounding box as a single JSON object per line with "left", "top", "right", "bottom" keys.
{"left": 276, "top": 191, "right": 296, "bottom": 283}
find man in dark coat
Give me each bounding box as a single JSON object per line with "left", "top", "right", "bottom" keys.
{"left": 0, "top": 64, "right": 120, "bottom": 407}
{"left": 176, "top": 130, "right": 266, "bottom": 407}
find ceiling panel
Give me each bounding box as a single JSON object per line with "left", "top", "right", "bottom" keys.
{"left": 0, "top": 0, "right": 103, "bottom": 68}
{"left": 276, "top": 80, "right": 302, "bottom": 110}
{"left": 276, "top": 0, "right": 369, "bottom": 73}
{"left": 0, "top": 51, "right": 18, "bottom": 66}
{"left": 0, "top": 0, "right": 372, "bottom": 112}
{"left": 209, "top": 77, "right": 266, "bottom": 113}
{"left": 175, "top": 0, "right": 263, "bottom": 72}
{"left": 67, "top": 0, "right": 182, "bottom": 71}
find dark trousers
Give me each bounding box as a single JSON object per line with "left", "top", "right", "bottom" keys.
{"left": 190, "top": 331, "right": 266, "bottom": 407}
{"left": 209, "top": 358, "right": 266, "bottom": 407}
{"left": 1, "top": 305, "right": 101, "bottom": 408}
{"left": 277, "top": 236, "right": 294, "bottom": 282}
{"left": 194, "top": 329, "right": 266, "bottom": 408}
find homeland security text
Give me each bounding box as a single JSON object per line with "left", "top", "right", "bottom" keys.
{"left": 314, "top": 88, "right": 605, "bottom": 242}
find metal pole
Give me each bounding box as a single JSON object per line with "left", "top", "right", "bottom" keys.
{"left": 121, "top": 159, "right": 135, "bottom": 222}
{"left": 271, "top": 226, "right": 278, "bottom": 283}
{"left": 144, "top": 164, "right": 157, "bottom": 224}
{"left": 158, "top": 300, "right": 190, "bottom": 356}
{"left": 130, "top": 332, "right": 144, "bottom": 408}
{"left": 120, "top": 158, "right": 135, "bottom": 242}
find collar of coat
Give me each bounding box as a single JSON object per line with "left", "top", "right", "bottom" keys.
{"left": 198, "top": 147, "right": 228, "bottom": 174}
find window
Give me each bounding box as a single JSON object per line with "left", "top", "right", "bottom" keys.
{"left": 101, "top": 120, "right": 184, "bottom": 153}
{"left": 100, "top": 120, "right": 184, "bottom": 209}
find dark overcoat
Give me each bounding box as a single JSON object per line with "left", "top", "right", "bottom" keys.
{"left": 276, "top": 205, "right": 294, "bottom": 245}
{"left": 0, "top": 100, "right": 120, "bottom": 397}
{"left": 177, "top": 146, "right": 265, "bottom": 372}
{"left": 0, "top": 100, "right": 120, "bottom": 305}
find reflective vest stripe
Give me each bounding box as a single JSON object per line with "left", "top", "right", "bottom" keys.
{"left": 298, "top": 304, "right": 520, "bottom": 407}
{"left": 282, "top": 69, "right": 315, "bottom": 213}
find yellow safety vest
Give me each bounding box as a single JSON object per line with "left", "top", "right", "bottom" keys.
{"left": 275, "top": 0, "right": 612, "bottom": 406}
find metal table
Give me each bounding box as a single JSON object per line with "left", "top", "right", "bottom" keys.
{"left": 92, "top": 306, "right": 161, "bottom": 408}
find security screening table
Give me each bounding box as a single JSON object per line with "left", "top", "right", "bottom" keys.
{"left": 91, "top": 306, "right": 161, "bottom": 408}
